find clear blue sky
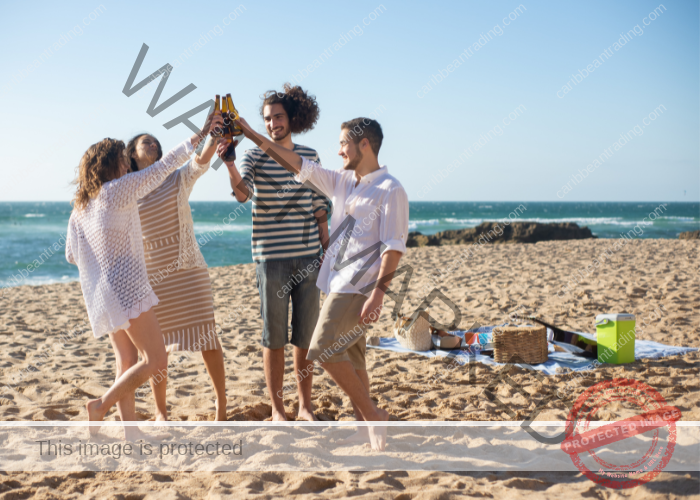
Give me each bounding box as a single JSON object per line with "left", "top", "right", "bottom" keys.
{"left": 1, "top": 0, "right": 697, "bottom": 202}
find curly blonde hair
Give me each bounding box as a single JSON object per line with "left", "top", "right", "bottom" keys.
{"left": 71, "top": 138, "right": 125, "bottom": 210}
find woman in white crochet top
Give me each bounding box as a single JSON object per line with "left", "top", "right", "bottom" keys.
{"left": 66, "top": 111, "right": 222, "bottom": 431}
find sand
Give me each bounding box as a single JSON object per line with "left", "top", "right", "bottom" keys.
{"left": 0, "top": 239, "right": 697, "bottom": 498}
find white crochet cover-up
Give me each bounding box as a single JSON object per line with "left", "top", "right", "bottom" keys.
{"left": 66, "top": 139, "right": 194, "bottom": 338}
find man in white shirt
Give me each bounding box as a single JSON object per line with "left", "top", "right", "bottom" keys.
{"left": 233, "top": 116, "right": 409, "bottom": 450}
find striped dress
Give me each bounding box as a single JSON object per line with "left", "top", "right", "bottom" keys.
{"left": 238, "top": 145, "right": 331, "bottom": 261}
{"left": 137, "top": 166, "right": 218, "bottom": 352}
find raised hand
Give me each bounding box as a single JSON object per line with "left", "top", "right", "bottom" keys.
{"left": 234, "top": 117, "right": 256, "bottom": 139}
{"left": 216, "top": 138, "right": 232, "bottom": 162}
{"left": 201, "top": 110, "right": 224, "bottom": 138}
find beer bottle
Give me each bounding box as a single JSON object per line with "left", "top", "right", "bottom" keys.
{"left": 221, "top": 94, "right": 236, "bottom": 162}
{"left": 226, "top": 94, "right": 244, "bottom": 138}
{"left": 211, "top": 95, "right": 222, "bottom": 138}
{"left": 221, "top": 96, "right": 231, "bottom": 136}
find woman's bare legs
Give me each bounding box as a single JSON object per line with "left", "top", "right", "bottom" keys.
{"left": 109, "top": 330, "right": 139, "bottom": 421}
{"left": 86, "top": 310, "right": 168, "bottom": 430}
{"left": 148, "top": 352, "right": 169, "bottom": 421}
{"left": 109, "top": 330, "right": 144, "bottom": 439}
{"left": 201, "top": 337, "right": 227, "bottom": 421}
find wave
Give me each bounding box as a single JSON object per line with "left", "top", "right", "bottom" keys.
{"left": 407, "top": 216, "right": 699, "bottom": 231}
{"left": 0, "top": 275, "right": 77, "bottom": 288}
{"left": 24, "top": 214, "right": 45, "bottom": 218}
{"left": 408, "top": 219, "right": 441, "bottom": 230}
{"left": 194, "top": 223, "right": 249, "bottom": 233}
{"left": 444, "top": 218, "right": 484, "bottom": 225}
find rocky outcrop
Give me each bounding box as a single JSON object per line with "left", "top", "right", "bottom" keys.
{"left": 679, "top": 230, "right": 699, "bottom": 240}
{"left": 406, "top": 222, "right": 596, "bottom": 247}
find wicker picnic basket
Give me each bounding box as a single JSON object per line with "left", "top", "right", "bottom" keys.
{"left": 492, "top": 325, "right": 548, "bottom": 364}
{"left": 393, "top": 311, "right": 432, "bottom": 351}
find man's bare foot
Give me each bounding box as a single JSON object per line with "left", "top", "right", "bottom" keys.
{"left": 297, "top": 406, "right": 317, "bottom": 422}
{"left": 367, "top": 408, "right": 389, "bottom": 451}
{"left": 123, "top": 426, "right": 171, "bottom": 442}
{"left": 215, "top": 398, "right": 227, "bottom": 421}
{"left": 338, "top": 426, "right": 369, "bottom": 445}
{"left": 86, "top": 399, "right": 105, "bottom": 437}
{"left": 271, "top": 410, "right": 287, "bottom": 421}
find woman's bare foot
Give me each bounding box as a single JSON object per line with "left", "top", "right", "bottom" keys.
{"left": 297, "top": 406, "right": 317, "bottom": 422}
{"left": 367, "top": 408, "right": 390, "bottom": 451}
{"left": 215, "top": 398, "right": 227, "bottom": 421}
{"left": 154, "top": 411, "right": 168, "bottom": 422}
{"left": 86, "top": 399, "right": 105, "bottom": 436}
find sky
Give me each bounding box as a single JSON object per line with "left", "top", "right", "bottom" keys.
{"left": 1, "top": 0, "right": 698, "bottom": 202}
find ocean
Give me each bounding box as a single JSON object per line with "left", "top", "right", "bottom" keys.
{"left": 1, "top": 201, "right": 697, "bottom": 289}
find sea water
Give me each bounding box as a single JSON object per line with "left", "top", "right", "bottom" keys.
{"left": 0, "top": 201, "right": 697, "bottom": 289}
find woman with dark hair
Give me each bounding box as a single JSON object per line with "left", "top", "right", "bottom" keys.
{"left": 65, "top": 111, "right": 221, "bottom": 434}
{"left": 125, "top": 131, "right": 228, "bottom": 421}
{"left": 220, "top": 83, "right": 330, "bottom": 422}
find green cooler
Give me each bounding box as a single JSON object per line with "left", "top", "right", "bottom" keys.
{"left": 595, "top": 313, "right": 635, "bottom": 364}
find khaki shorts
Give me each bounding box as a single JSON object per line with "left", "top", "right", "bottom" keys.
{"left": 306, "top": 293, "right": 368, "bottom": 371}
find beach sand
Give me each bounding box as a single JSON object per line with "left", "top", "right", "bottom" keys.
{"left": 0, "top": 239, "right": 697, "bottom": 498}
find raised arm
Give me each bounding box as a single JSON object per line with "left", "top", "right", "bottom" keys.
{"left": 104, "top": 139, "right": 195, "bottom": 208}
{"left": 105, "top": 112, "right": 222, "bottom": 208}
{"left": 218, "top": 141, "right": 252, "bottom": 203}
{"left": 181, "top": 135, "right": 218, "bottom": 189}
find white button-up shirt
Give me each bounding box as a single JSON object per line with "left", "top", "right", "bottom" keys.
{"left": 296, "top": 157, "right": 409, "bottom": 296}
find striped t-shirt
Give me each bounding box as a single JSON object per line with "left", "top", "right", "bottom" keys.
{"left": 238, "top": 145, "right": 331, "bottom": 262}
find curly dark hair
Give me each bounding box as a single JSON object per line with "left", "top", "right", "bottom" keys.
{"left": 72, "top": 138, "right": 125, "bottom": 210}
{"left": 260, "top": 83, "right": 320, "bottom": 134}
{"left": 125, "top": 133, "right": 163, "bottom": 172}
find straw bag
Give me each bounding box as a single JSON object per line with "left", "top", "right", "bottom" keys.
{"left": 393, "top": 311, "right": 432, "bottom": 351}
{"left": 492, "top": 325, "right": 548, "bottom": 364}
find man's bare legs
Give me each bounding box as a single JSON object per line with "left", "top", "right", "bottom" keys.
{"left": 341, "top": 368, "right": 372, "bottom": 444}
{"left": 264, "top": 346, "right": 287, "bottom": 421}
{"left": 321, "top": 361, "right": 388, "bottom": 450}
{"left": 201, "top": 337, "right": 227, "bottom": 421}
{"left": 86, "top": 310, "right": 168, "bottom": 433}
{"left": 294, "top": 347, "right": 317, "bottom": 421}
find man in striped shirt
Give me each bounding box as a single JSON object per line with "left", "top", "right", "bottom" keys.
{"left": 220, "top": 84, "right": 329, "bottom": 421}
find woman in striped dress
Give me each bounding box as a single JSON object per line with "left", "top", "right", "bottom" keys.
{"left": 124, "top": 133, "right": 228, "bottom": 421}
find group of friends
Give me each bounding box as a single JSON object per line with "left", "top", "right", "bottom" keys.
{"left": 66, "top": 84, "right": 409, "bottom": 449}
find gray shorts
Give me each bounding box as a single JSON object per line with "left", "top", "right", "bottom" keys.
{"left": 255, "top": 256, "right": 321, "bottom": 350}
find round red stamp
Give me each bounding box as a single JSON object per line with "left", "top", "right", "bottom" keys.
{"left": 560, "top": 378, "right": 681, "bottom": 489}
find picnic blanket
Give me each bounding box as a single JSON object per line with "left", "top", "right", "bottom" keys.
{"left": 368, "top": 325, "right": 697, "bottom": 376}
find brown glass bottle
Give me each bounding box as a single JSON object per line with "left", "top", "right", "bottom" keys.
{"left": 211, "top": 95, "right": 222, "bottom": 138}
{"left": 226, "top": 94, "right": 244, "bottom": 138}
{"left": 221, "top": 95, "right": 236, "bottom": 162}
{"left": 221, "top": 96, "right": 231, "bottom": 136}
